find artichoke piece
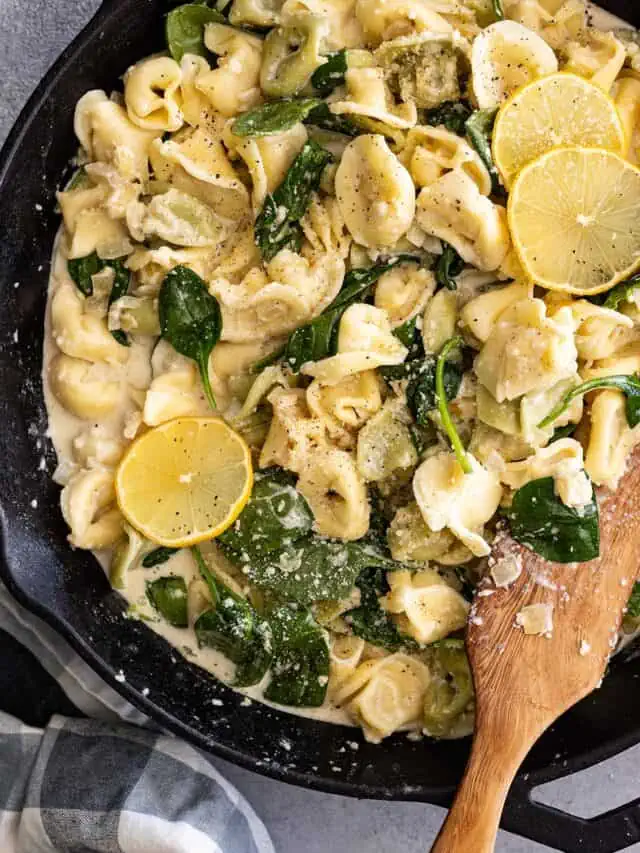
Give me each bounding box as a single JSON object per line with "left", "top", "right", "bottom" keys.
{"left": 260, "top": 13, "right": 327, "bottom": 98}
{"left": 375, "top": 33, "right": 469, "bottom": 110}
{"left": 423, "top": 641, "right": 474, "bottom": 738}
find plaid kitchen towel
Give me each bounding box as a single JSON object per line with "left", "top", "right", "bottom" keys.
{"left": 0, "top": 583, "right": 275, "bottom": 853}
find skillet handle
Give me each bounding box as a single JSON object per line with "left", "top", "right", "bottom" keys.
{"left": 501, "top": 778, "right": 640, "bottom": 853}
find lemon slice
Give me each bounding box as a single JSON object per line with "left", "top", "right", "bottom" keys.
{"left": 508, "top": 147, "right": 640, "bottom": 295}
{"left": 115, "top": 417, "right": 253, "bottom": 547}
{"left": 493, "top": 73, "right": 625, "bottom": 188}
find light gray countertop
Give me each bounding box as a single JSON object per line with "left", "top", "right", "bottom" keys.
{"left": 3, "top": 1, "right": 640, "bottom": 850}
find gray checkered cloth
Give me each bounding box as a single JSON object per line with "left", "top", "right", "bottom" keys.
{"left": 0, "top": 583, "right": 275, "bottom": 853}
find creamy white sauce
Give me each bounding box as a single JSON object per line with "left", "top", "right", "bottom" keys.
{"left": 42, "top": 1, "right": 638, "bottom": 727}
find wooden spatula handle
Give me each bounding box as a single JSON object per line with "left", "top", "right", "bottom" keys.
{"left": 431, "top": 723, "right": 532, "bottom": 853}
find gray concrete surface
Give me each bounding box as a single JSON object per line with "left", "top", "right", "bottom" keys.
{"left": 2, "top": 1, "right": 640, "bottom": 849}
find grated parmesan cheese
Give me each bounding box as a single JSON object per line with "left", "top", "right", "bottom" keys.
{"left": 490, "top": 554, "right": 522, "bottom": 588}
{"left": 516, "top": 603, "right": 554, "bottom": 636}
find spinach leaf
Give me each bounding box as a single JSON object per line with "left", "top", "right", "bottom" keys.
{"left": 604, "top": 274, "right": 640, "bottom": 310}
{"left": 346, "top": 567, "right": 417, "bottom": 652}
{"left": 142, "top": 546, "right": 179, "bottom": 568}
{"left": 492, "top": 0, "right": 505, "bottom": 19}
{"left": 107, "top": 259, "right": 132, "bottom": 347}
{"left": 158, "top": 265, "right": 222, "bottom": 410}
{"left": 166, "top": 3, "right": 225, "bottom": 62}
{"left": 311, "top": 50, "right": 348, "bottom": 95}
{"left": 255, "top": 140, "right": 333, "bottom": 262}
{"left": 627, "top": 582, "right": 640, "bottom": 618}
{"left": 282, "top": 258, "right": 412, "bottom": 371}
{"left": 263, "top": 605, "right": 329, "bottom": 707}
{"left": 233, "top": 98, "right": 322, "bottom": 137}
{"left": 549, "top": 424, "right": 576, "bottom": 444}
{"left": 465, "top": 109, "right": 502, "bottom": 195}
{"left": 435, "top": 243, "right": 464, "bottom": 290}
{"left": 537, "top": 375, "right": 640, "bottom": 430}
{"left": 424, "top": 100, "right": 472, "bottom": 135}
{"left": 67, "top": 251, "right": 104, "bottom": 297}
{"left": 193, "top": 547, "right": 272, "bottom": 687}
{"left": 304, "top": 102, "right": 360, "bottom": 136}
{"left": 435, "top": 337, "right": 471, "bottom": 473}
{"left": 405, "top": 355, "right": 462, "bottom": 426}
{"left": 504, "top": 477, "right": 600, "bottom": 563}
{"left": 218, "top": 469, "right": 314, "bottom": 557}
{"left": 241, "top": 536, "right": 398, "bottom": 604}
{"left": 146, "top": 576, "right": 188, "bottom": 627}
{"left": 393, "top": 315, "right": 420, "bottom": 349}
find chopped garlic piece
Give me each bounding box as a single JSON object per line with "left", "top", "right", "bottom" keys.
{"left": 490, "top": 554, "right": 522, "bottom": 589}
{"left": 516, "top": 603, "right": 554, "bottom": 636}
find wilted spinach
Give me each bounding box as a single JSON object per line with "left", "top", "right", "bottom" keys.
{"left": 281, "top": 257, "right": 415, "bottom": 371}
{"left": 492, "top": 0, "right": 505, "bottom": 20}
{"left": 604, "top": 274, "right": 640, "bottom": 310}
{"left": 146, "top": 576, "right": 188, "bottom": 627}
{"left": 192, "top": 547, "right": 272, "bottom": 687}
{"left": 504, "top": 477, "right": 600, "bottom": 563}
{"left": 68, "top": 251, "right": 104, "bottom": 297}
{"left": 142, "top": 546, "right": 179, "bottom": 568}
{"left": 68, "top": 253, "right": 131, "bottom": 346}
{"left": 158, "top": 265, "right": 222, "bottom": 410}
{"left": 233, "top": 98, "right": 322, "bottom": 137}
{"left": 311, "top": 50, "right": 348, "bottom": 95}
{"left": 107, "top": 259, "right": 132, "bottom": 347}
{"left": 218, "top": 469, "right": 314, "bottom": 557}
{"left": 242, "top": 537, "right": 399, "bottom": 604}
{"left": 465, "top": 108, "right": 502, "bottom": 195}
{"left": 346, "top": 567, "right": 417, "bottom": 652}
{"left": 166, "top": 3, "right": 225, "bottom": 62}
{"left": 435, "top": 243, "right": 464, "bottom": 290}
{"left": 304, "top": 102, "right": 360, "bottom": 136}
{"left": 538, "top": 375, "right": 640, "bottom": 430}
{"left": 255, "top": 140, "right": 333, "bottom": 261}
{"left": 263, "top": 605, "right": 329, "bottom": 707}
{"left": 424, "top": 100, "right": 472, "bottom": 135}
{"left": 406, "top": 356, "right": 463, "bottom": 426}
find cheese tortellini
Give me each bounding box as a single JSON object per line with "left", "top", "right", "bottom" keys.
{"left": 335, "top": 135, "right": 416, "bottom": 249}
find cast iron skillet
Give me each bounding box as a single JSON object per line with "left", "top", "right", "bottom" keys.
{"left": 1, "top": 1, "right": 640, "bottom": 849}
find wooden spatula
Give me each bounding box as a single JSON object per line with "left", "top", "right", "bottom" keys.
{"left": 431, "top": 449, "right": 640, "bottom": 853}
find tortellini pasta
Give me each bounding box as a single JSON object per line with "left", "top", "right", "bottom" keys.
{"left": 131, "top": 189, "right": 230, "bottom": 248}
{"left": 73, "top": 90, "right": 160, "bottom": 181}
{"left": 330, "top": 65, "right": 418, "bottom": 129}
{"left": 51, "top": 283, "right": 129, "bottom": 365}
{"left": 380, "top": 569, "right": 469, "bottom": 644}
{"left": 413, "top": 451, "right": 503, "bottom": 557}
{"left": 143, "top": 366, "right": 210, "bottom": 427}
{"left": 210, "top": 249, "right": 345, "bottom": 342}
{"left": 297, "top": 445, "right": 370, "bottom": 539}
{"left": 399, "top": 125, "right": 491, "bottom": 194}
{"left": 335, "top": 135, "right": 416, "bottom": 248}
{"left": 563, "top": 29, "right": 627, "bottom": 92}
{"left": 388, "top": 503, "right": 475, "bottom": 566}
{"left": 260, "top": 12, "right": 327, "bottom": 96}
{"left": 416, "top": 170, "right": 511, "bottom": 271}
{"left": 354, "top": 0, "right": 455, "bottom": 44}
{"left": 306, "top": 370, "right": 382, "bottom": 448}
{"left": 200, "top": 24, "right": 263, "bottom": 116}
{"left": 471, "top": 20, "right": 558, "bottom": 108}
{"left": 259, "top": 387, "right": 326, "bottom": 471}
{"left": 356, "top": 401, "right": 418, "bottom": 481}
{"left": 459, "top": 281, "right": 532, "bottom": 343}
{"left": 49, "top": 354, "right": 122, "bottom": 420}
{"left": 374, "top": 262, "right": 436, "bottom": 327}
{"left": 124, "top": 56, "right": 184, "bottom": 132}
{"left": 501, "top": 438, "right": 593, "bottom": 507}
{"left": 586, "top": 390, "right": 640, "bottom": 489}
{"left": 333, "top": 653, "right": 431, "bottom": 742}
{"left": 474, "top": 298, "right": 578, "bottom": 402}
{"left": 60, "top": 468, "right": 123, "bottom": 549}
{"left": 303, "top": 303, "right": 408, "bottom": 383}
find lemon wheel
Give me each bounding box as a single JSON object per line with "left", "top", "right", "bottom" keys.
{"left": 115, "top": 417, "right": 253, "bottom": 547}
{"left": 508, "top": 146, "right": 640, "bottom": 296}
{"left": 493, "top": 73, "right": 625, "bottom": 188}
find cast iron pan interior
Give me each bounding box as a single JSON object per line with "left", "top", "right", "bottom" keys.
{"left": 0, "top": 0, "right": 640, "bottom": 847}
